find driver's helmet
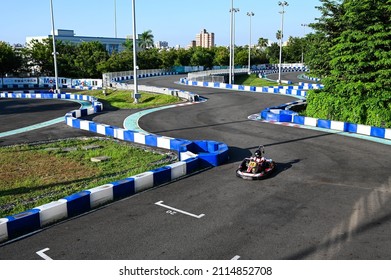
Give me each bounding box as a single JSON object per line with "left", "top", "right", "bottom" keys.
{"left": 254, "top": 150, "right": 262, "bottom": 158}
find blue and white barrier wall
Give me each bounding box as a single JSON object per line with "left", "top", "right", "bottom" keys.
{"left": 0, "top": 89, "right": 228, "bottom": 243}
{"left": 260, "top": 103, "right": 391, "bottom": 140}
{"left": 179, "top": 78, "right": 321, "bottom": 99}
{"left": 179, "top": 78, "right": 390, "bottom": 141}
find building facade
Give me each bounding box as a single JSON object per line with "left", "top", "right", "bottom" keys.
{"left": 195, "top": 29, "right": 215, "bottom": 48}
{"left": 26, "top": 29, "right": 138, "bottom": 54}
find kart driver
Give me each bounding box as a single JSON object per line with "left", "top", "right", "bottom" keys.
{"left": 250, "top": 149, "right": 266, "bottom": 172}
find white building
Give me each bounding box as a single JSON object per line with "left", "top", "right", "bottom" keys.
{"left": 26, "top": 29, "right": 136, "bottom": 54}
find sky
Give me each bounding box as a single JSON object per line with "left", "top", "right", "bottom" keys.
{"left": 1, "top": 0, "right": 322, "bottom": 47}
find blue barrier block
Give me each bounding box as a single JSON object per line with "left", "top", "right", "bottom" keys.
{"left": 152, "top": 166, "right": 172, "bottom": 186}
{"left": 293, "top": 115, "right": 305, "bottom": 125}
{"left": 238, "top": 85, "right": 245, "bottom": 90}
{"left": 6, "top": 209, "right": 41, "bottom": 239}
{"left": 64, "top": 191, "right": 91, "bottom": 218}
{"left": 145, "top": 135, "right": 158, "bottom": 147}
{"left": 72, "top": 118, "right": 81, "bottom": 129}
{"left": 123, "top": 130, "right": 135, "bottom": 142}
{"left": 80, "top": 108, "right": 88, "bottom": 117}
{"left": 89, "top": 122, "right": 97, "bottom": 133}
{"left": 203, "top": 82, "right": 209, "bottom": 87}
{"left": 370, "top": 127, "right": 385, "bottom": 138}
{"left": 112, "top": 178, "right": 135, "bottom": 199}
{"left": 184, "top": 157, "right": 200, "bottom": 174}
{"left": 226, "top": 84, "right": 232, "bottom": 89}
{"left": 214, "top": 82, "right": 220, "bottom": 88}
{"left": 250, "top": 86, "right": 256, "bottom": 91}
{"left": 346, "top": 123, "right": 357, "bottom": 133}
{"left": 105, "top": 126, "right": 115, "bottom": 137}
{"left": 192, "top": 81, "right": 198, "bottom": 86}
{"left": 318, "top": 119, "right": 331, "bottom": 129}
{"left": 170, "top": 139, "right": 192, "bottom": 153}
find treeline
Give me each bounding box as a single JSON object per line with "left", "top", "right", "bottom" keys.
{"left": 0, "top": 36, "right": 307, "bottom": 79}
{"left": 304, "top": 0, "right": 391, "bottom": 127}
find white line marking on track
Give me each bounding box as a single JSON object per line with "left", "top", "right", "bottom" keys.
{"left": 155, "top": 201, "right": 205, "bottom": 219}
{"left": 231, "top": 255, "right": 241, "bottom": 260}
{"left": 36, "top": 248, "right": 53, "bottom": 260}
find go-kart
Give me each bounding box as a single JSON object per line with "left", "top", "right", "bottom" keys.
{"left": 236, "top": 145, "right": 276, "bottom": 180}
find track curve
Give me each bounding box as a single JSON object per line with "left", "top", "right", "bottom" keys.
{"left": 1, "top": 74, "right": 390, "bottom": 260}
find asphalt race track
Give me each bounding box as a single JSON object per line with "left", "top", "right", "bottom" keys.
{"left": 1, "top": 74, "right": 391, "bottom": 260}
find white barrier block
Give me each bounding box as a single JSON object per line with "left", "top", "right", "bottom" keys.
{"left": 87, "top": 108, "right": 95, "bottom": 115}
{"left": 180, "top": 151, "right": 197, "bottom": 161}
{"left": 75, "top": 110, "right": 81, "bottom": 118}
{"left": 134, "top": 132, "right": 146, "bottom": 145}
{"left": 96, "top": 124, "right": 108, "bottom": 135}
{"left": 330, "top": 120, "right": 346, "bottom": 131}
{"left": 385, "top": 128, "right": 391, "bottom": 140}
{"left": 133, "top": 172, "right": 154, "bottom": 192}
{"left": 114, "top": 128, "right": 125, "bottom": 140}
{"left": 220, "top": 83, "right": 227, "bottom": 89}
{"left": 36, "top": 93, "right": 42, "bottom": 99}
{"left": 88, "top": 184, "right": 114, "bottom": 208}
{"left": 34, "top": 199, "right": 68, "bottom": 227}
{"left": 270, "top": 109, "right": 282, "bottom": 114}
{"left": 232, "top": 84, "right": 239, "bottom": 90}
{"left": 0, "top": 218, "right": 8, "bottom": 243}
{"left": 80, "top": 120, "right": 91, "bottom": 131}
{"left": 157, "top": 136, "right": 172, "bottom": 150}
{"left": 356, "top": 124, "right": 371, "bottom": 136}
{"left": 168, "top": 161, "right": 187, "bottom": 180}
{"left": 304, "top": 117, "right": 318, "bottom": 127}
{"left": 66, "top": 117, "right": 74, "bottom": 126}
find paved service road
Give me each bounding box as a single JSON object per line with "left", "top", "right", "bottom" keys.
{"left": 1, "top": 74, "right": 390, "bottom": 260}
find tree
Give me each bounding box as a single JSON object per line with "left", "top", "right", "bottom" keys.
{"left": 213, "top": 46, "right": 229, "bottom": 66}
{"left": 306, "top": 0, "right": 391, "bottom": 127}
{"left": 284, "top": 36, "right": 304, "bottom": 63}
{"left": 305, "top": 0, "right": 345, "bottom": 77}
{"left": 74, "top": 41, "right": 109, "bottom": 78}
{"left": 0, "top": 41, "right": 21, "bottom": 76}
{"left": 257, "top": 37, "right": 269, "bottom": 49}
{"left": 139, "top": 30, "right": 154, "bottom": 49}
{"left": 190, "top": 47, "right": 213, "bottom": 69}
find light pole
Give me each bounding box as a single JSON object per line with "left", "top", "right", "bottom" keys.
{"left": 229, "top": 0, "right": 233, "bottom": 84}
{"left": 278, "top": 1, "right": 288, "bottom": 85}
{"left": 301, "top": 23, "right": 308, "bottom": 64}
{"left": 131, "top": 0, "right": 139, "bottom": 103}
{"left": 114, "top": 0, "right": 117, "bottom": 38}
{"left": 49, "top": 0, "right": 59, "bottom": 93}
{"left": 247, "top": 12, "right": 254, "bottom": 74}
{"left": 230, "top": 7, "right": 239, "bottom": 83}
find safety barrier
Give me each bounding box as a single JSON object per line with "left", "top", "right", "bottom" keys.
{"left": 0, "top": 89, "right": 228, "bottom": 243}
{"left": 179, "top": 78, "right": 390, "bottom": 141}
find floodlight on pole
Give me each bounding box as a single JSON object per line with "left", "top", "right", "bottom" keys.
{"left": 229, "top": 0, "right": 233, "bottom": 84}
{"left": 247, "top": 12, "right": 255, "bottom": 74}
{"left": 131, "top": 0, "right": 139, "bottom": 103}
{"left": 50, "top": 0, "right": 59, "bottom": 93}
{"left": 230, "top": 7, "right": 239, "bottom": 83}
{"left": 301, "top": 23, "right": 308, "bottom": 64}
{"left": 278, "top": 1, "right": 288, "bottom": 85}
{"left": 114, "top": 0, "right": 117, "bottom": 38}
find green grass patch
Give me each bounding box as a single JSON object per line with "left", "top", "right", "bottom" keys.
{"left": 0, "top": 137, "right": 176, "bottom": 217}
{"left": 81, "top": 90, "right": 182, "bottom": 109}
{"left": 234, "top": 74, "right": 281, "bottom": 87}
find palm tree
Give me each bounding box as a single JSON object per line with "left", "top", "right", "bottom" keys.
{"left": 276, "top": 30, "right": 282, "bottom": 41}
{"left": 257, "top": 37, "right": 268, "bottom": 48}
{"left": 139, "top": 30, "right": 154, "bottom": 49}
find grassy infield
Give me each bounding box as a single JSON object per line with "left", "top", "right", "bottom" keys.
{"left": 0, "top": 75, "right": 274, "bottom": 217}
